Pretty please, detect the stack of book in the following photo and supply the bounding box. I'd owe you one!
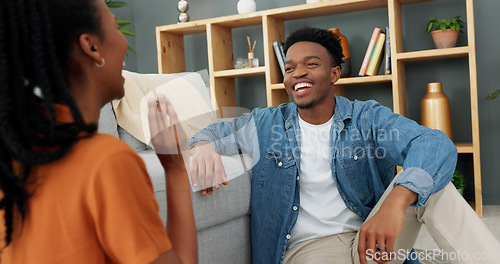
[358,27,391,76]
[273,41,286,76]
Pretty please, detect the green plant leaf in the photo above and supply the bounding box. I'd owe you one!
[426,16,465,33]
[107,1,128,8]
[120,27,137,38]
[116,17,131,27]
[426,23,433,33]
[127,46,136,54]
[486,90,500,101]
[452,171,466,190]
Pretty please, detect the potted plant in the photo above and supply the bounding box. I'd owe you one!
[426,16,464,49]
[105,0,137,54]
[451,170,466,196]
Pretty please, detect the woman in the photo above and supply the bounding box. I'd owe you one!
[0,0,197,263]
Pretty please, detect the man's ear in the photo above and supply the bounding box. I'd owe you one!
[77,33,102,64]
[331,65,341,84]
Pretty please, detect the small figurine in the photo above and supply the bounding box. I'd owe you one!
[177,0,189,23]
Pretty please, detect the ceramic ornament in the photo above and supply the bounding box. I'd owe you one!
[237,0,256,14]
[178,0,189,23]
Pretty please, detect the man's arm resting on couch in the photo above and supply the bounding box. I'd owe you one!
[190,141,228,195]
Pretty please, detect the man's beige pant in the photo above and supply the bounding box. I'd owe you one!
[284,172,500,264]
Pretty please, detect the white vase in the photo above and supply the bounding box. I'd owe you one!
[237,0,256,14]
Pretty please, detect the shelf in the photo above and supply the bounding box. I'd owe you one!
[337,75,392,85]
[269,83,285,90]
[269,75,392,90]
[157,0,433,34]
[210,14,263,28]
[268,0,387,20]
[467,200,476,210]
[396,46,469,62]
[456,143,474,154]
[213,67,266,78]
[157,22,206,35]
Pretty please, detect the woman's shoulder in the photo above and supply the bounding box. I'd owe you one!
[79,133,136,153]
[68,133,144,170]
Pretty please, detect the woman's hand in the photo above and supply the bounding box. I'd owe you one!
[148,92,198,264]
[147,93,189,171]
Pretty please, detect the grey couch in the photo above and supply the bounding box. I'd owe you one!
[98,101,252,263]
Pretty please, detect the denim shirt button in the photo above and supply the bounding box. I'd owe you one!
[278,161,283,167]
[354,155,358,161]
[286,234,291,240]
[292,206,298,211]
[296,176,300,181]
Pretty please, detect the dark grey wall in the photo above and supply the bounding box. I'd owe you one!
[122,0,500,204]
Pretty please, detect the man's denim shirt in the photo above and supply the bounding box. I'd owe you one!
[189,96,457,264]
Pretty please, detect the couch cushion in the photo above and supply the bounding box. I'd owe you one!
[97,102,119,137]
[118,126,148,152]
[112,70,216,145]
[197,215,251,264]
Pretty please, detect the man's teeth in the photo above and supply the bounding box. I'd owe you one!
[294,83,312,91]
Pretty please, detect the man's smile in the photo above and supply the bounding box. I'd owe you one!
[294,82,313,91]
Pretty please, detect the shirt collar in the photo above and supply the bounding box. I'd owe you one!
[333,95,353,122]
[281,95,353,129]
[45,104,90,124]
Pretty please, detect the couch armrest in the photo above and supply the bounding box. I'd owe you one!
[136,150,252,231]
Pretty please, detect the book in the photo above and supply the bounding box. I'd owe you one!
[385,26,391,75]
[365,32,385,76]
[358,27,383,76]
[272,41,285,76]
[278,42,285,65]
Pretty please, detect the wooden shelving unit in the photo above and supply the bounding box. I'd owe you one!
[156,0,482,216]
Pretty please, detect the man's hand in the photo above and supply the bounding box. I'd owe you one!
[358,185,418,264]
[190,141,228,195]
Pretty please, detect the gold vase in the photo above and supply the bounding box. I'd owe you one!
[421,82,453,140]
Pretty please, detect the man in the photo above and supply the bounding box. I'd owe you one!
[189,27,500,264]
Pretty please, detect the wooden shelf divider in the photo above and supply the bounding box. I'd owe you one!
[396,46,469,62]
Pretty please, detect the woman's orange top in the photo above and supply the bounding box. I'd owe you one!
[0,105,171,264]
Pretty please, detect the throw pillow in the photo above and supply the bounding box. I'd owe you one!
[112,70,216,145]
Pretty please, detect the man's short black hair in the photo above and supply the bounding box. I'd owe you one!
[283,26,344,69]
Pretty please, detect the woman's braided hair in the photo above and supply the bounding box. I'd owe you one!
[0,0,103,246]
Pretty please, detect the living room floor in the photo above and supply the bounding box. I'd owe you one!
[413,205,500,264]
